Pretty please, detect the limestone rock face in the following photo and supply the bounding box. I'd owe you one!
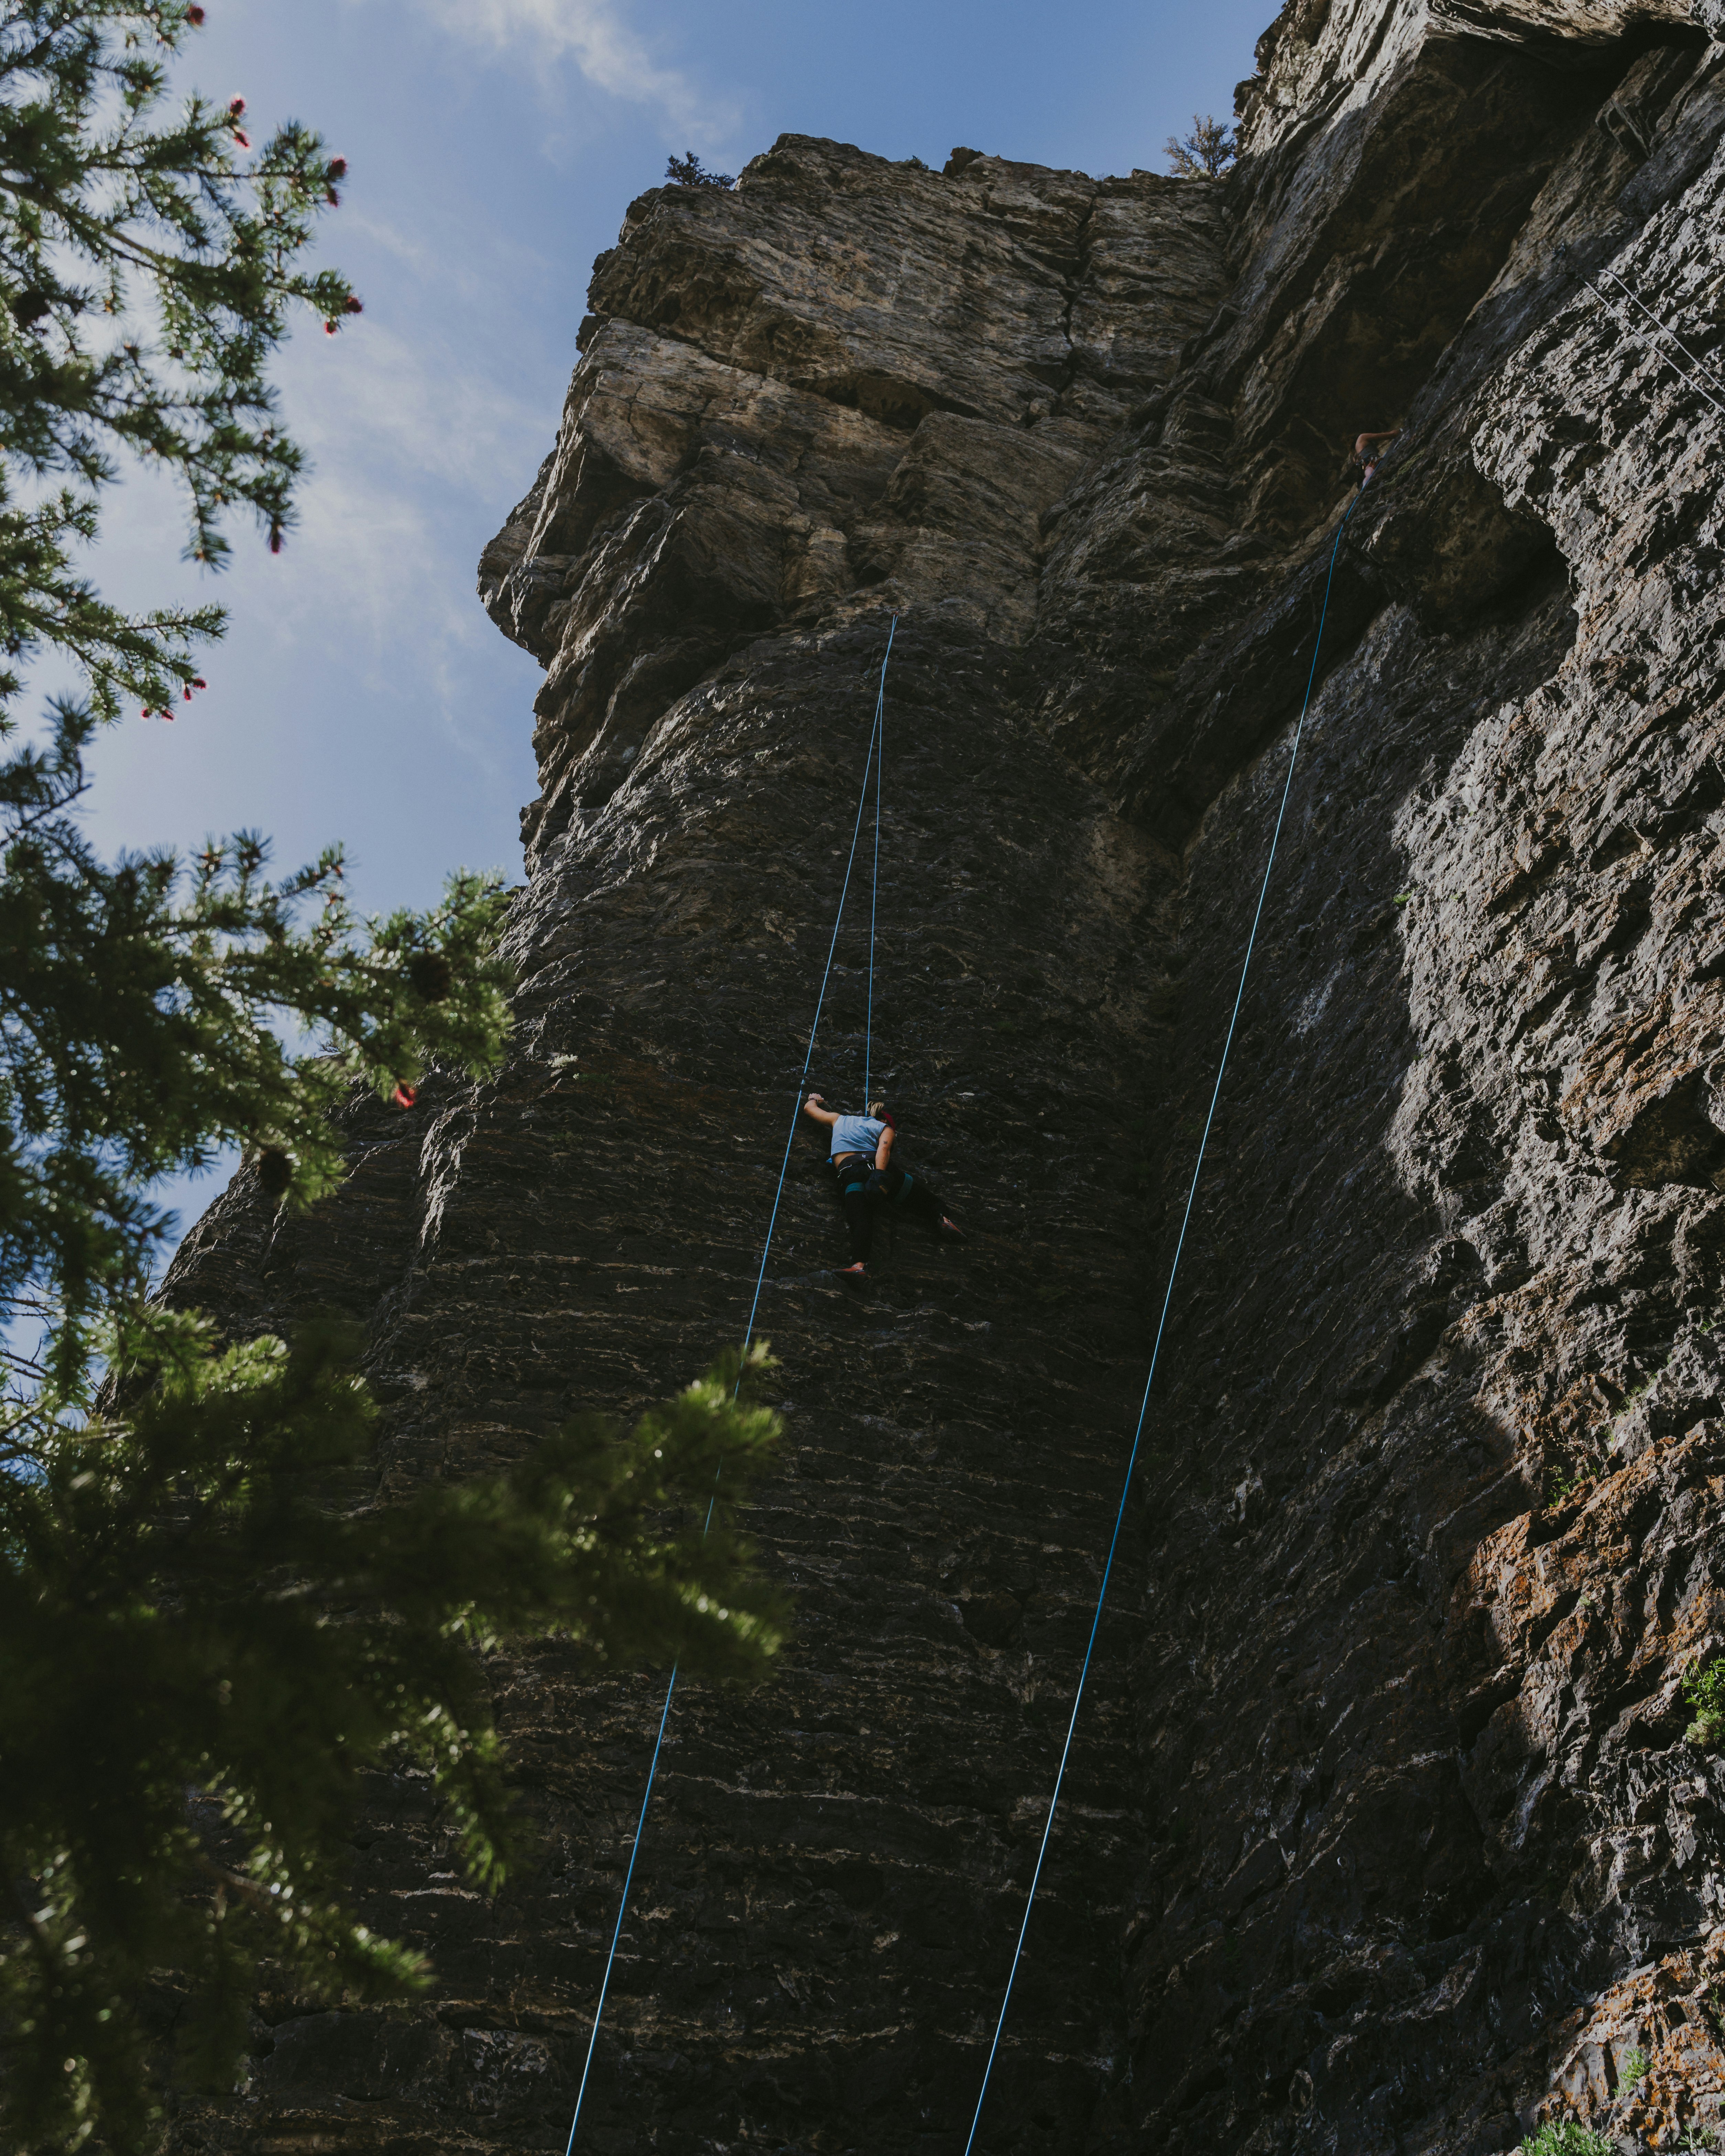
[478,139,1229,856]
[167,2,1725,2152]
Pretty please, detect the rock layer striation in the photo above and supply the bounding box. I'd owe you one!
[170,3,1725,2151]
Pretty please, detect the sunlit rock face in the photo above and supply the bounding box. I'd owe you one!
[168,3,1725,2151]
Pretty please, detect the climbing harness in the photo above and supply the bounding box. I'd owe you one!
[962,495,1363,2154]
[1576,262,1725,419]
[562,616,897,2152]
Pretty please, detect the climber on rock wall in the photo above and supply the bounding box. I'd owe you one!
[801,1093,963,1277]
[1353,427,1401,484]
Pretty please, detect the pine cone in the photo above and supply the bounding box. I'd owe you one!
[407,951,453,1000]
[257,1148,293,1197]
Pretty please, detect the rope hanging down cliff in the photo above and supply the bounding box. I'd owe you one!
[562,616,898,2154]
[1572,256,1725,419]
[962,496,1363,2154]
[958,252,1725,2142]
[1593,266,1725,405]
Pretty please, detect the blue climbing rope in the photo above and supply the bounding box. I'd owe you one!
[562,615,899,2150]
[962,500,1363,2154]
[562,1664,678,2153]
[744,612,896,1356]
[864,635,889,1104]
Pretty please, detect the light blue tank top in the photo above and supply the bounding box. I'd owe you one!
[831,1114,886,1159]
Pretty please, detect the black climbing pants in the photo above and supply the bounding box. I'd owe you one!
[828,1155,948,1262]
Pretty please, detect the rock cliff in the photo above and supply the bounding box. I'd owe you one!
[168,2,1725,2150]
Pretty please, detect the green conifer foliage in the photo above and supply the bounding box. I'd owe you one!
[1,719,519,1392]
[1,1327,786,2152]
[0,0,363,715]
[665,148,733,188]
[0,8,788,2145]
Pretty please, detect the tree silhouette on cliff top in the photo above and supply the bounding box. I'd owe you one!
[1166,113,1237,179]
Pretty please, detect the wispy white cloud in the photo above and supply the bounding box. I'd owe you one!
[403,0,737,145]
[83,307,550,792]
[288,316,547,501]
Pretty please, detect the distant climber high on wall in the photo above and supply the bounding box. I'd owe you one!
[802,1094,963,1278]
[1353,428,1401,484]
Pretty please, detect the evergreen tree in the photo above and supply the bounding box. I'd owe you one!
[1165,112,1237,180]
[665,148,733,188]
[1,1325,784,2154]
[0,7,786,2147]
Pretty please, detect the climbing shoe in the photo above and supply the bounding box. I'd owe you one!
[837,1261,867,1278]
[938,1217,964,1240]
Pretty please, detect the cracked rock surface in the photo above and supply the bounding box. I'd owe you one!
[167,2,1725,2151]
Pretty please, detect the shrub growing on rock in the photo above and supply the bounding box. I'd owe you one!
[1518,2123,1615,2155]
[1683,1654,1725,1747]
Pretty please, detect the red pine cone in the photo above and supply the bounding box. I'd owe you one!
[187,4,205,22]
[329,157,348,180]
[232,130,250,147]
[228,96,245,114]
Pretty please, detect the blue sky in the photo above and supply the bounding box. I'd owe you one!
[84,0,1268,1244]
